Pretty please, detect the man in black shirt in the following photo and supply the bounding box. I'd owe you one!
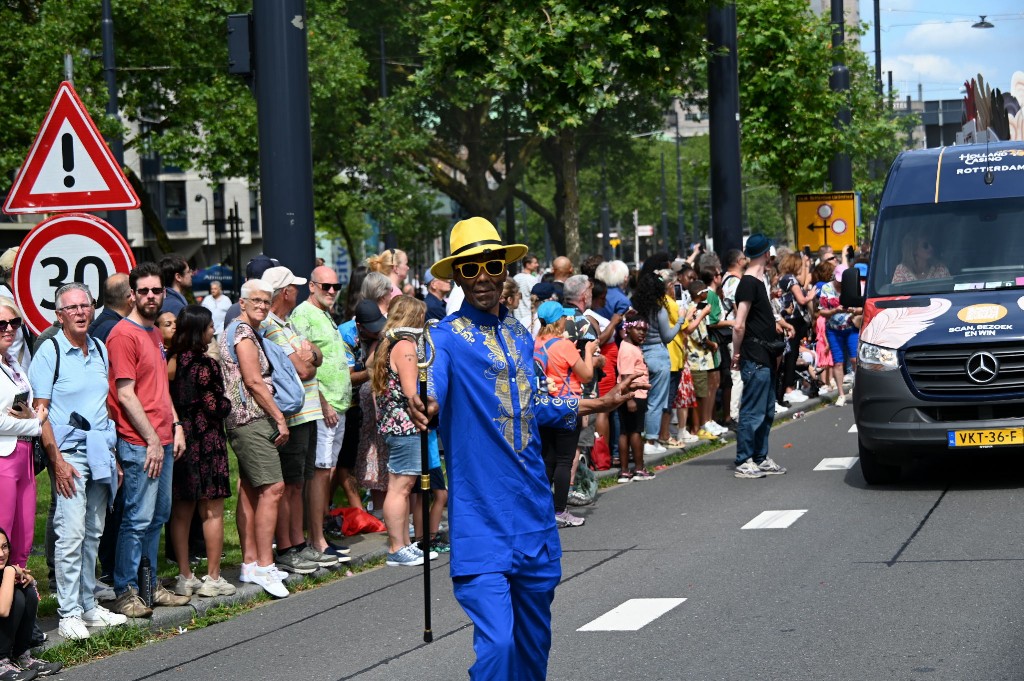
[730,234,789,479]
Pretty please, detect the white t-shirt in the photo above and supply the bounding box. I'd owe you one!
[202,293,234,335]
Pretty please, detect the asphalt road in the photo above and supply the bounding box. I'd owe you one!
[60,404,1024,681]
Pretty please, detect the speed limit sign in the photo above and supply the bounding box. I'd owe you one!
[12,213,135,334]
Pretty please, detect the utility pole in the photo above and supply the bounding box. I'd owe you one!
[707,4,743,256]
[600,152,612,260]
[101,0,128,239]
[829,0,853,191]
[674,103,686,256]
[249,0,316,280]
[659,151,669,252]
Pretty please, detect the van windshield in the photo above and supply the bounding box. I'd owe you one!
[869,197,1024,296]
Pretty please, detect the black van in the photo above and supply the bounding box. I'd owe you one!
[853,141,1024,483]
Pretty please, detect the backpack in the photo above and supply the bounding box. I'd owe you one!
[533,337,572,397]
[224,320,304,416]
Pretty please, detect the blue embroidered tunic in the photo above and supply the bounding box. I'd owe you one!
[429,302,579,577]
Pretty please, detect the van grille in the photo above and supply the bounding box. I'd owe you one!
[903,343,1024,397]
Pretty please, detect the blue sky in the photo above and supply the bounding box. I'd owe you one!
[860,1,1024,102]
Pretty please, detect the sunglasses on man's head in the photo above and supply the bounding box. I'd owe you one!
[0,317,21,332]
[454,259,505,279]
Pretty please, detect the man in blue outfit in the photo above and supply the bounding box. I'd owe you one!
[411,217,642,681]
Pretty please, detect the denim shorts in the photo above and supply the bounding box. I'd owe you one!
[386,433,424,475]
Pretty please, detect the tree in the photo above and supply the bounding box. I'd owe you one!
[373,0,710,262]
[737,0,912,245]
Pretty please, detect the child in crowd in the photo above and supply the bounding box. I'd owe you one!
[0,526,62,678]
[372,297,438,567]
[684,281,718,440]
[616,311,654,482]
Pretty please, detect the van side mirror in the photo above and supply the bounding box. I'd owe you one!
[839,268,864,308]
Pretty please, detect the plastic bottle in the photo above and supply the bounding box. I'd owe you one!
[138,556,153,607]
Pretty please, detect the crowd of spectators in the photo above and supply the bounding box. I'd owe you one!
[0,233,865,666]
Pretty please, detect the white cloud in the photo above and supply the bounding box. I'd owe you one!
[902,19,989,50]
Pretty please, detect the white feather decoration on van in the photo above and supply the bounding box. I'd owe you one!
[860,298,952,349]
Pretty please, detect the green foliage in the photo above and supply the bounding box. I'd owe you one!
[737,0,911,243]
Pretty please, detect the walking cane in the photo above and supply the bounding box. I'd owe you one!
[387,324,436,643]
[417,323,436,643]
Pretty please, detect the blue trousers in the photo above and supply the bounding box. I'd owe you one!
[640,343,670,439]
[452,546,561,681]
[735,359,775,466]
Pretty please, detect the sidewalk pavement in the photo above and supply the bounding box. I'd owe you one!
[39,531,397,648]
[39,386,844,648]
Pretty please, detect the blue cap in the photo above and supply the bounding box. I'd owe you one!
[854,262,868,277]
[744,233,772,259]
[537,300,565,325]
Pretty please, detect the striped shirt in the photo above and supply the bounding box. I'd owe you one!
[262,312,323,427]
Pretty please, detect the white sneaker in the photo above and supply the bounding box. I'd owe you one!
[786,391,808,403]
[643,442,667,455]
[175,573,202,596]
[251,565,289,599]
[197,575,237,597]
[678,430,700,444]
[239,561,288,581]
[59,615,91,640]
[82,605,128,628]
[775,402,789,413]
[703,421,727,436]
[835,395,847,407]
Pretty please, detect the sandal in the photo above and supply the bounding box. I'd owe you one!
[659,437,685,448]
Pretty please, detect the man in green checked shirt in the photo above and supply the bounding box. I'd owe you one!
[290,266,353,560]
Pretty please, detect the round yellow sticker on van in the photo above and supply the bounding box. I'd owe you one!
[957,304,1008,323]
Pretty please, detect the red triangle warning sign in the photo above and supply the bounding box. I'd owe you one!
[3,81,140,214]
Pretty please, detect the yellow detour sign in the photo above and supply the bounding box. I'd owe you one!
[795,192,859,253]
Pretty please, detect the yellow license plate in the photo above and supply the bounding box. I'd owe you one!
[947,428,1024,448]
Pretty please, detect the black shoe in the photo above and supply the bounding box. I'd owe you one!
[0,661,37,681]
[16,655,62,677]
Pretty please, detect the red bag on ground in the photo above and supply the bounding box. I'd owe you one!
[331,506,386,535]
[591,435,611,470]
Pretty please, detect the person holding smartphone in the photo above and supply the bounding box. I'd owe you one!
[0,298,46,574]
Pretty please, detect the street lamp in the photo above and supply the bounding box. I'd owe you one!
[195,194,210,246]
[972,16,994,29]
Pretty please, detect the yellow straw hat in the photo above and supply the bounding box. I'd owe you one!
[430,217,528,280]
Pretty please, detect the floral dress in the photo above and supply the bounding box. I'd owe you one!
[170,349,233,500]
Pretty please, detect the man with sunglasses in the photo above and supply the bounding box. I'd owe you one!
[289,266,352,559]
[105,262,190,617]
[410,217,644,681]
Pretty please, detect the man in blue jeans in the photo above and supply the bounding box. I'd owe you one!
[106,262,189,617]
[730,234,790,479]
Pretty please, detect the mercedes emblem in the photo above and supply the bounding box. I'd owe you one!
[965,351,999,384]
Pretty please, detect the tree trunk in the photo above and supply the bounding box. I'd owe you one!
[559,128,581,264]
[781,185,795,247]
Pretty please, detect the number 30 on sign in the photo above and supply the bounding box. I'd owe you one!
[12,213,135,335]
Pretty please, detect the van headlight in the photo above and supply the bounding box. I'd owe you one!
[858,341,899,371]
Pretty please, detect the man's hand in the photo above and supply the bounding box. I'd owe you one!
[408,393,439,432]
[144,440,164,479]
[295,339,316,365]
[322,402,339,428]
[54,457,82,498]
[776,318,795,337]
[117,462,124,489]
[579,373,650,415]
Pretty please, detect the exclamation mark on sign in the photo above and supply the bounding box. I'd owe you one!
[61,133,75,188]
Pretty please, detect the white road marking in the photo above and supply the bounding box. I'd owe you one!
[848,424,858,433]
[577,598,687,632]
[742,510,807,529]
[814,457,859,471]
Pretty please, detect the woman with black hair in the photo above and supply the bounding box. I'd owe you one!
[167,306,235,598]
[631,269,684,455]
[0,526,61,679]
